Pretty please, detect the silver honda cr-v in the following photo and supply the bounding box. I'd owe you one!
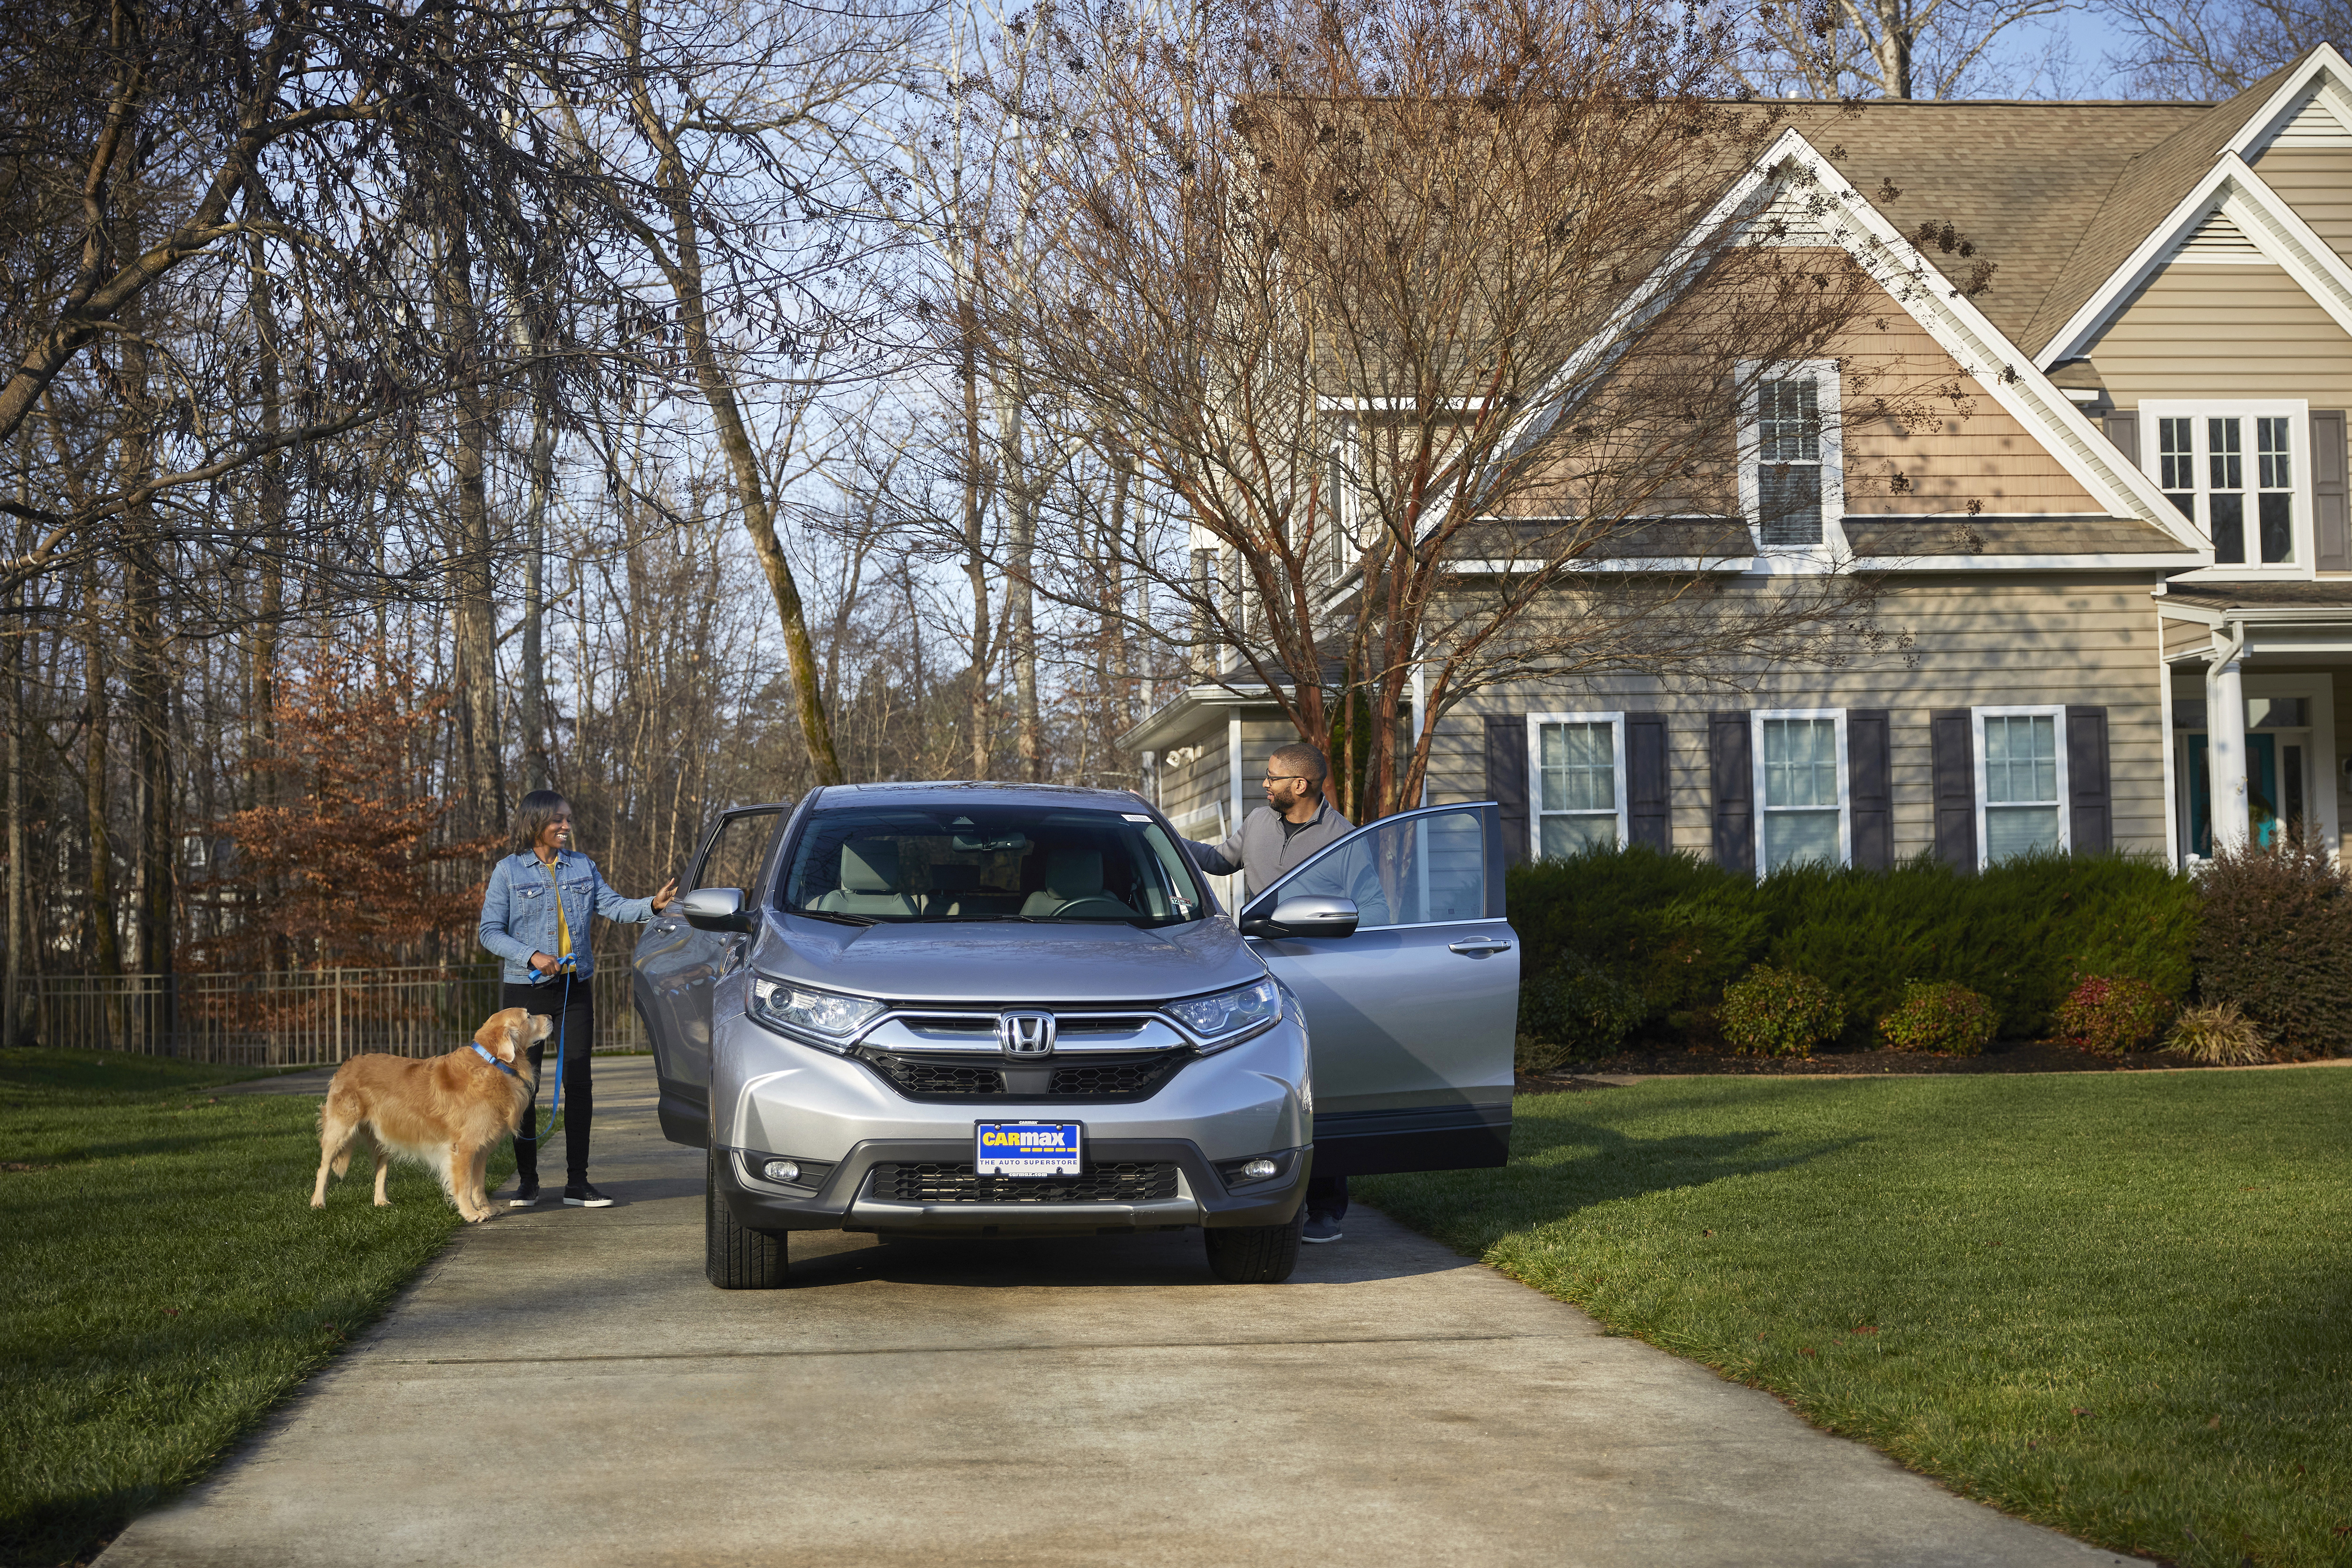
[632,782,1518,1287]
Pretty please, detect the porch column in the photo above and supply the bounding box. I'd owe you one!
[2207,648,2249,854]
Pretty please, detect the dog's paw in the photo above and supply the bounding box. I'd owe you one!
[373,1196,393,1208]
[309,1196,326,1209]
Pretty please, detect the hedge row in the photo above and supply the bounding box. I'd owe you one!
[1507,845,2200,1049]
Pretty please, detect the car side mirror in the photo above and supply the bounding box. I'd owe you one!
[1240,894,1359,940]
[679,887,755,934]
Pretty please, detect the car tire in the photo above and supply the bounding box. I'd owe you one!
[706,1147,789,1289]
[1203,1203,1304,1283]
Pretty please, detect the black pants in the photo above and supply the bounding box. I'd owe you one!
[503,979,596,1186]
[1307,1174,1349,1221]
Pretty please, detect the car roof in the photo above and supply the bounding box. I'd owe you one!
[807,781,1155,814]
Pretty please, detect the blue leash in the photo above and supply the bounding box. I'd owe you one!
[526,965,572,1145]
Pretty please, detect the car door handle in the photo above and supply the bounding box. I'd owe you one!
[654,922,679,936]
[1447,938,1513,956]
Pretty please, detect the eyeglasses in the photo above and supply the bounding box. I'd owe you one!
[1262,774,1310,785]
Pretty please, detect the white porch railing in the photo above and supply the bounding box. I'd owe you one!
[25,965,646,1065]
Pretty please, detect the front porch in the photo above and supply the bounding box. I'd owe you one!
[2158,582,2352,862]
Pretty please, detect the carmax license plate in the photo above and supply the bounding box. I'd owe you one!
[975,1121,1083,1178]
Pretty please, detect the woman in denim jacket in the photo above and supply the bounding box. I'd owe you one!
[478,790,677,1208]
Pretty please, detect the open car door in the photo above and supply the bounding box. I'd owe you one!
[636,804,786,1149]
[1240,801,1516,1176]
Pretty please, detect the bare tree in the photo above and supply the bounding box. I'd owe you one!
[973,0,1974,818]
[1740,0,2079,98]
[2095,0,2346,96]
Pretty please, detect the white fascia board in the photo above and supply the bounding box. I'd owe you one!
[1426,128,2203,557]
[2041,153,2352,366]
[2223,44,2352,159]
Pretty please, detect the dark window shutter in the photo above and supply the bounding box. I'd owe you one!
[1847,709,1892,870]
[1624,713,1670,851]
[1931,709,1978,871]
[2066,706,2112,853]
[2313,410,2349,572]
[1485,715,1530,866]
[2102,410,2140,467]
[1709,712,1753,875]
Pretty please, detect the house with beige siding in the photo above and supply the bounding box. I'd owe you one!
[1122,48,2352,881]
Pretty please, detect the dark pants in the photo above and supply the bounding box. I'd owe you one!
[503,979,596,1186]
[1307,1173,1349,1221]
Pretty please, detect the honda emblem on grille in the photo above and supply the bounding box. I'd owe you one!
[998,1010,1056,1058]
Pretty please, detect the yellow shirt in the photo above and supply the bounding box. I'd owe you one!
[539,855,573,958]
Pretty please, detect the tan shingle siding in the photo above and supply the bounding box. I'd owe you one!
[2089,259,2352,404]
[2249,145,2352,266]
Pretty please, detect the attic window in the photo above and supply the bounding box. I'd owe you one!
[2143,401,2310,572]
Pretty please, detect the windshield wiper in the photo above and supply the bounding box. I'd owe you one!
[793,909,881,927]
[932,913,1039,922]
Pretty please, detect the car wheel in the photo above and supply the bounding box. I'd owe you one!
[1203,1203,1304,1283]
[705,1147,789,1289]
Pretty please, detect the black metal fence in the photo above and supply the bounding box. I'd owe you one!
[27,965,644,1065]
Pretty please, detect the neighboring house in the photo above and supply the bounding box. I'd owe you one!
[1121,47,2352,879]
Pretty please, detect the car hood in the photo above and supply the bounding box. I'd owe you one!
[748,914,1265,1004]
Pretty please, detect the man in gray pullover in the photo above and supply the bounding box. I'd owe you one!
[1185,740,1354,1244]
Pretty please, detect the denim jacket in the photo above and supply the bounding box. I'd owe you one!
[477,850,658,986]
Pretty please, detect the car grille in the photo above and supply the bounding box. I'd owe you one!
[868,1162,1180,1204]
[858,1049,1187,1102]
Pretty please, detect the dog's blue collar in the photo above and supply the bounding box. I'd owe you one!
[471,1042,521,1077]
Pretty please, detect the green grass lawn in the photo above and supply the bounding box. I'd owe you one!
[1361,1069,2352,1568]
[0,1050,506,1567]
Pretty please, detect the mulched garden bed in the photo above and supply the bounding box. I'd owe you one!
[1518,1038,2221,1090]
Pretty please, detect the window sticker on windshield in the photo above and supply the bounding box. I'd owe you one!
[1122,813,1152,822]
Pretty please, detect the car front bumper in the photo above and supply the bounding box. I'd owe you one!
[707,998,1314,1236]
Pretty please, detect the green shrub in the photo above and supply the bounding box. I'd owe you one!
[2053,973,2175,1055]
[2161,1001,2269,1066]
[2194,840,2352,1057]
[1517,958,1646,1071]
[1719,965,1842,1057]
[1508,845,2196,1046]
[1877,980,1998,1056]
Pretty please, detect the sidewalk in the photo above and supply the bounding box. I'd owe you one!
[100,1057,2145,1567]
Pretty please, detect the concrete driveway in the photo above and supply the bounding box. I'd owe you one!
[102,1057,2142,1568]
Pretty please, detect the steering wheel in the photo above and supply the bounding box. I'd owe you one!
[1046,894,1135,918]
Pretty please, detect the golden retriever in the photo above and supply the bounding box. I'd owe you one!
[310,1007,552,1222]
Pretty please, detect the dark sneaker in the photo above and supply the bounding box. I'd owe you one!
[1302,1210,1343,1244]
[509,1181,541,1208]
[563,1183,616,1208]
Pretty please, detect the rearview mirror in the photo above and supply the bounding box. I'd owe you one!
[1240,894,1359,940]
[679,887,756,934]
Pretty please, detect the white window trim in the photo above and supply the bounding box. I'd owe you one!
[1750,708,1850,877]
[1736,358,1849,565]
[1526,712,1628,861]
[2139,399,2315,579]
[1971,706,2073,870]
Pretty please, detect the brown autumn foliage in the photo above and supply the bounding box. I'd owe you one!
[183,643,493,972]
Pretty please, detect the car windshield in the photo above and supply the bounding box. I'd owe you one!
[779,805,1210,927]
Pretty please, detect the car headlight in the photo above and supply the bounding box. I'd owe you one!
[1165,978,1283,1051]
[748,976,885,1048]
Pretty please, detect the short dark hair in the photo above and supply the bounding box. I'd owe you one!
[511,790,572,857]
[1271,741,1328,786]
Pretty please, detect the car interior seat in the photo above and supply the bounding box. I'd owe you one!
[811,838,921,918]
[1018,843,1137,919]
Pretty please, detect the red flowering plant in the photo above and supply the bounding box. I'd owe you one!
[2052,973,2175,1056]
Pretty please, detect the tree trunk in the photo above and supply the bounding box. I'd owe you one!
[81,586,120,978]
[961,316,994,781]
[5,582,28,1047]
[437,209,507,835]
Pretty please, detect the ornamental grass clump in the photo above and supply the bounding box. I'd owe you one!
[2053,973,2175,1056]
[1876,980,1998,1056]
[2162,1001,2270,1066]
[1719,965,1841,1057]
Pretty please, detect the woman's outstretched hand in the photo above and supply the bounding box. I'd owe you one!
[651,878,679,914]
